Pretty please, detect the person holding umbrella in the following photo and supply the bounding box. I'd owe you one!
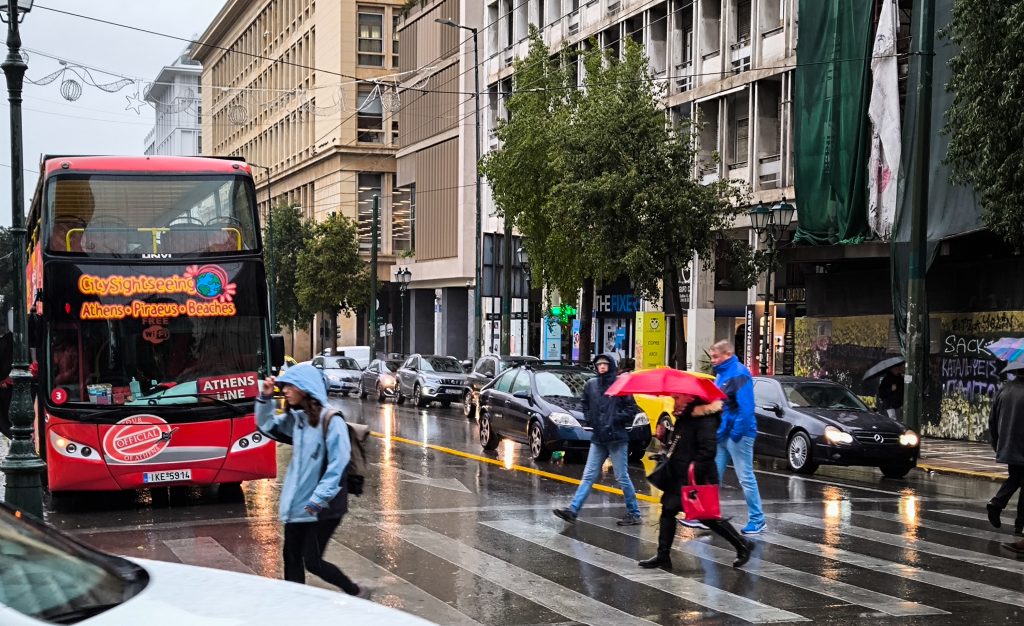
[987,361,1024,541]
[864,356,906,420]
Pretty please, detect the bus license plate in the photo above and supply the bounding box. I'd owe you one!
[143,470,192,484]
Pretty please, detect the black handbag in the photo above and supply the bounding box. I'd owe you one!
[646,434,680,491]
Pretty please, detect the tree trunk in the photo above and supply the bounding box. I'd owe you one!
[579,278,594,364]
[665,264,687,370]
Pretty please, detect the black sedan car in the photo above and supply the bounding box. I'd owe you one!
[463,354,540,419]
[478,365,652,462]
[752,376,920,478]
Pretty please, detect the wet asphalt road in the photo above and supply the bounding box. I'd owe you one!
[43,396,1024,625]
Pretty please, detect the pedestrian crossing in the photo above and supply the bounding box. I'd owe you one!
[151,503,1024,625]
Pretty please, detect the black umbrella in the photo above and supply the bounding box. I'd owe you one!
[862,355,905,381]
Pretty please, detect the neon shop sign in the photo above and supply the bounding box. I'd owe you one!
[77,265,238,320]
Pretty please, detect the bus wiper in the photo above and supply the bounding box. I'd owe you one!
[142,393,248,415]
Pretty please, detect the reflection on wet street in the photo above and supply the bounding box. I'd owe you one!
[44,396,1024,625]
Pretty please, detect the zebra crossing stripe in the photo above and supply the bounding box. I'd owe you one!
[854,510,1013,543]
[162,537,256,575]
[756,530,1024,609]
[482,519,808,624]
[584,517,947,617]
[380,523,659,626]
[930,508,1012,524]
[773,513,1024,576]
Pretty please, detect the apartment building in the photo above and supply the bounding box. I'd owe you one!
[193,0,408,359]
[143,47,203,156]
[484,0,798,368]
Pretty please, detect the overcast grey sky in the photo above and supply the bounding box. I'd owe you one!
[0,0,227,226]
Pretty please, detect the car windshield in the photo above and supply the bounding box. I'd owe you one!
[384,360,401,372]
[535,370,595,399]
[325,357,359,370]
[783,383,868,411]
[0,504,145,621]
[422,357,463,373]
[499,358,538,373]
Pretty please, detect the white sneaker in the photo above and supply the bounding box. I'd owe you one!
[356,584,374,600]
[678,518,707,529]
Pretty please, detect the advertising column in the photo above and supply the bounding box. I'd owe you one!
[634,312,667,369]
[542,317,562,361]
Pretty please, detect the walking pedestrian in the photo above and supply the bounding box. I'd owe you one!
[986,367,1024,538]
[876,363,905,420]
[256,364,370,598]
[0,328,13,439]
[554,353,643,526]
[710,340,766,535]
[638,393,753,569]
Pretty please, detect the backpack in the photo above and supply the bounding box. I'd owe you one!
[321,411,370,497]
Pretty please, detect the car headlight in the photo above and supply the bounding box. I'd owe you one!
[824,425,854,445]
[899,430,919,447]
[380,374,396,387]
[550,412,582,428]
[632,412,650,427]
[327,374,341,381]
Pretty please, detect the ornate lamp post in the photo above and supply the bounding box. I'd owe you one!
[516,246,530,356]
[748,198,796,376]
[0,0,45,518]
[395,267,412,355]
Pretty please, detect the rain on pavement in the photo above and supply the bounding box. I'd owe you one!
[43,397,1024,625]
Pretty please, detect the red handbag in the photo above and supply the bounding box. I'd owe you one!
[682,463,721,521]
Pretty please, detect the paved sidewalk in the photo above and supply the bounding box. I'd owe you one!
[917,437,1008,481]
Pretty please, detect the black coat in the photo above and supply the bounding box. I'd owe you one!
[990,378,1024,465]
[665,401,723,488]
[581,355,638,445]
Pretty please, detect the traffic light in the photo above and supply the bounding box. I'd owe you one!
[548,304,577,323]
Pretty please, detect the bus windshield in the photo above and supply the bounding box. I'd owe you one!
[46,175,258,256]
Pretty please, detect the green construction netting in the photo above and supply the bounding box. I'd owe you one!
[792,0,873,246]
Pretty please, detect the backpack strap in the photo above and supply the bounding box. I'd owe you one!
[319,408,344,478]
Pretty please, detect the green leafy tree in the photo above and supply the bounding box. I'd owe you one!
[264,202,314,331]
[295,212,369,343]
[945,1,1024,247]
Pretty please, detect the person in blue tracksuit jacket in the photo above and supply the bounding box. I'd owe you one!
[256,363,367,597]
[710,340,765,535]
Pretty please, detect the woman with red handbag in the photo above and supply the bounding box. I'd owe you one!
[639,394,754,569]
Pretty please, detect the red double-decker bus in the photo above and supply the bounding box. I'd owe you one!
[24,155,283,494]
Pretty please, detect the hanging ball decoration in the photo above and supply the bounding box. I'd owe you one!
[227,104,248,125]
[60,78,83,102]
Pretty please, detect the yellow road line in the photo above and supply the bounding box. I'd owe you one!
[917,462,1007,481]
[372,432,661,503]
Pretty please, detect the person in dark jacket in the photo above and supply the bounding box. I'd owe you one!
[987,371,1024,538]
[876,364,905,419]
[0,329,13,439]
[554,353,643,526]
[638,394,753,569]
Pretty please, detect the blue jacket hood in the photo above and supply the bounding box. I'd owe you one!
[278,363,330,406]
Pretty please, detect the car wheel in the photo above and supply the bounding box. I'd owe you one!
[463,391,476,420]
[358,382,368,400]
[529,421,552,463]
[396,389,406,406]
[786,431,819,474]
[628,444,647,464]
[479,412,500,450]
[377,384,387,403]
[880,461,915,479]
[413,385,429,408]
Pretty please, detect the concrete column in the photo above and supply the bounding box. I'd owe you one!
[442,288,469,359]
[409,289,436,354]
[686,253,717,371]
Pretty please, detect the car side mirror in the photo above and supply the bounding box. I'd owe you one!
[761,403,783,416]
[512,390,533,403]
[270,334,285,369]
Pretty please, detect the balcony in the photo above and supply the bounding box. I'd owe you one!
[758,154,782,189]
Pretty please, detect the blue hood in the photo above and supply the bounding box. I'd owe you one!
[278,363,329,406]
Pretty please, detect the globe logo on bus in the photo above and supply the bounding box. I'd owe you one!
[192,265,230,301]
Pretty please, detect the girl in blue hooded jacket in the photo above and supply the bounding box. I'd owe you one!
[257,364,365,597]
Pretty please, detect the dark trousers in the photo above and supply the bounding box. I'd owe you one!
[991,464,1024,530]
[657,485,747,556]
[283,517,359,595]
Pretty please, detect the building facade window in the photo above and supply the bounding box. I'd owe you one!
[358,173,383,252]
[392,15,400,68]
[392,185,413,252]
[357,84,384,143]
[358,7,385,67]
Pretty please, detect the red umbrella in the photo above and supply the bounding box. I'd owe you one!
[605,368,726,402]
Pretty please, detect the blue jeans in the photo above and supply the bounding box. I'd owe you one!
[716,436,765,526]
[569,441,641,517]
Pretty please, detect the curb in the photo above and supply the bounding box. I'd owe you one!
[916,462,1007,482]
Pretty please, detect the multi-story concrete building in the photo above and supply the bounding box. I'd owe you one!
[143,46,203,156]
[193,0,408,359]
[484,0,798,368]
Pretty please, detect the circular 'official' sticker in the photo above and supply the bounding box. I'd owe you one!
[102,415,173,464]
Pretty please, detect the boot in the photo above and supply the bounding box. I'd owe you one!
[638,553,672,569]
[987,500,1002,529]
[639,515,677,569]
[709,519,755,568]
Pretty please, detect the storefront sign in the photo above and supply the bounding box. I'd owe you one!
[596,294,641,314]
[571,319,581,362]
[542,317,562,361]
[77,264,237,320]
[635,312,667,369]
[198,372,259,401]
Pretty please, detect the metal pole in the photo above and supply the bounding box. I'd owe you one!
[471,27,484,360]
[369,195,380,356]
[903,0,935,433]
[501,229,513,354]
[400,286,407,355]
[1,2,45,518]
[760,244,773,376]
[265,169,276,329]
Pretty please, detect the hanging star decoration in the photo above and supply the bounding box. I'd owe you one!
[124,87,146,114]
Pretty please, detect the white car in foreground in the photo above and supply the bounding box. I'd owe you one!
[0,503,432,626]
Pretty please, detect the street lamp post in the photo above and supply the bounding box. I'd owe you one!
[0,0,45,518]
[395,267,411,355]
[436,17,483,360]
[748,198,796,376]
[517,246,530,356]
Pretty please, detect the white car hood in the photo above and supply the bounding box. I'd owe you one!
[29,557,434,626]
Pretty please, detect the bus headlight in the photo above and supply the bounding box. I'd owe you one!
[899,430,919,447]
[824,426,854,445]
[50,431,101,462]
